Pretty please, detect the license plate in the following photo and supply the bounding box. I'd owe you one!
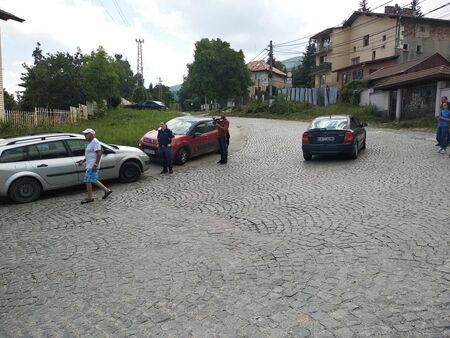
[144,148,156,155]
[317,136,335,142]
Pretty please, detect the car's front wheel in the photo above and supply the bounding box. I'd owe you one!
[303,152,312,161]
[119,161,141,183]
[9,177,42,203]
[175,147,189,165]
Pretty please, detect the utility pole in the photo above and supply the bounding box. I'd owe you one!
[268,40,273,102]
[157,77,162,101]
[136,39,144,86]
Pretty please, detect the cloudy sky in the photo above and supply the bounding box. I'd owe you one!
[0,0,448,95]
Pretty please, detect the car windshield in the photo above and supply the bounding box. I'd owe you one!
[310,117,348,130]
[166,119,194,135]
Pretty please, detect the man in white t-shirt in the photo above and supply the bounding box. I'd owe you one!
[77,128,112,204]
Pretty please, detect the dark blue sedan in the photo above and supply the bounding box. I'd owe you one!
[302,115,367,160]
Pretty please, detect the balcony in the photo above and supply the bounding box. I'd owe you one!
[314,43,333,55]
[311,62,332,75]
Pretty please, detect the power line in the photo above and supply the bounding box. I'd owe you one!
[112,0,129,26]
[422,1,450,15]
[96,0,116,23]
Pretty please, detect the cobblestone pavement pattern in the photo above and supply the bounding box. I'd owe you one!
[1,118,449,337]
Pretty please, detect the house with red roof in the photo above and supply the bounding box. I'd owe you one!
[247,60,287,100]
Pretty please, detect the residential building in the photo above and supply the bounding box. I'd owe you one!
[247,60,287,99]
[311,27,341,88]
[0,9,24,119]
[310,6,450,89]
[360,53,450,120]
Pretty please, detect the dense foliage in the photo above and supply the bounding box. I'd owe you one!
[181,38,252,108]
[18,43,137,111]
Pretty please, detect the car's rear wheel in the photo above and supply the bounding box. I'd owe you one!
[9,177,42,203]
[350,142,358,159]
[303,152,312,161]
[119,161,141,183]
[175,147,189,165]
[361,138,366,150]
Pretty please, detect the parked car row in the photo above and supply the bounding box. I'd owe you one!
[0,115,367,203]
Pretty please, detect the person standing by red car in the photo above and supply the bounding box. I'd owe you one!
[216,111,229,164]
[157,122,174,173]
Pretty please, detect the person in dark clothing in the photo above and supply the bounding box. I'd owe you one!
[436,96,448,146]
[437,102,450,154]
[157,122,174,174]
[216,111,229,164]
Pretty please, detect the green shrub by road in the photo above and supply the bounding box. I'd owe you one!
[1,108,181,146]
[228,99,436,131]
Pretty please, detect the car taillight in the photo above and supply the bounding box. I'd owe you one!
[344,131,353,142]
[302,132,309,144]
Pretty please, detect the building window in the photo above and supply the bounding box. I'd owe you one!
[352,69,363,80]
[343,73,350,84]
[372,51,376,60]
[416,45,422,53]
[351,56,360,65]
[363,35,369,47]
[403,43,409,50]
[353,46,356,52]
[382,35,386,41]
[319,55,325,63]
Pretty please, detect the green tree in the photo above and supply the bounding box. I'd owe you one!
[183,38,252,103]
[113,54,136,100]
[292,41,316,87]
[150,83,174,105]
[19,43,85,110]
[81,47,120,109]
[4,89,17,110]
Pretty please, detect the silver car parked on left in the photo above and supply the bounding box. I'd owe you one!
[0,133,151,203]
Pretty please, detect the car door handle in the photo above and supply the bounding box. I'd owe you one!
[37,164,48,168]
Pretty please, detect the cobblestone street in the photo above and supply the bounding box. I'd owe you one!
[1,117,449,337]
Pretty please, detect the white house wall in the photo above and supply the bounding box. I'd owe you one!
[360,89,390,111]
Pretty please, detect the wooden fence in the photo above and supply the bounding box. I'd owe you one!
[2,105,89,128]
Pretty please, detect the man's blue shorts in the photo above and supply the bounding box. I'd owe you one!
[83,168,99,183]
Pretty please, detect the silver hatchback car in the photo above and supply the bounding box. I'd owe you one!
[0,133,151,203]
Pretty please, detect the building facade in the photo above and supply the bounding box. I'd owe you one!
[310,7,450,89]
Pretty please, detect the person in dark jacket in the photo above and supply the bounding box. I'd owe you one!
[157,122,174,174]
[436,96,449,146]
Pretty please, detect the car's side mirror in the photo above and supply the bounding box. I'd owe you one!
[361,122,368,127]
[192,132,201,138]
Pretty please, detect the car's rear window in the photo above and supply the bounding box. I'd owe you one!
[0,147,27,163]
[310,117,348,130]
[167,119,195,135]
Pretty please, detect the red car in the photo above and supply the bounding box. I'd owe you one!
[139,116,219,165]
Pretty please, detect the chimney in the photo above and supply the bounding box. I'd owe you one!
[401,8,415,16]
[385,6,395,14]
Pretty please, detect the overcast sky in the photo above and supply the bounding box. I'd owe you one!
[0,0,448,95]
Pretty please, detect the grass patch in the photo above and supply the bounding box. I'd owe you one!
[228,99,436,131]
[0,108,181,146]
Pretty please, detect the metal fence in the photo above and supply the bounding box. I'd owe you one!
[278,86,338,106]
[3,105,89,128]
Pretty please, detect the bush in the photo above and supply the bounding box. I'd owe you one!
[340,80,369,105]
